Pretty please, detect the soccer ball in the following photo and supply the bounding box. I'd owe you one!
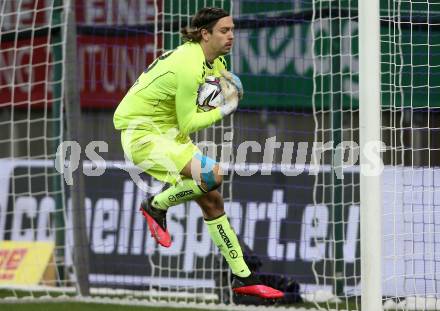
[197,76,224,112]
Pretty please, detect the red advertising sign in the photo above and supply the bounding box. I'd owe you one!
[75,0,156,26]
[0,0,160,109]
[0,37,53,109]
[78,34,155,108]
[76,0,158,108]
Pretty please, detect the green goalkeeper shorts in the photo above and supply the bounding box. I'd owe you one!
[120,128,199,184]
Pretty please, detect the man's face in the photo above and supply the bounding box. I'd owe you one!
[204,16,234,56]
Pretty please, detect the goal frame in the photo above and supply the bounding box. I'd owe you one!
[359,1,382,310]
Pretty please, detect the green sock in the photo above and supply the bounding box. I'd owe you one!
[152,178,205,210]
[205,214,251,277]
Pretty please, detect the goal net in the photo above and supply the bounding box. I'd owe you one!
[0,0,73,297]
[2,0,439,310]
[381,1,440,310]
[1,0,237,306]
[312,0,440,310]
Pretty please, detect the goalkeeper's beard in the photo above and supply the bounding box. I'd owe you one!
[217,42,233,57]
[220,46,232,56]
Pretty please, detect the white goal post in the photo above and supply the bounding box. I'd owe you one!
[359,0,382,310]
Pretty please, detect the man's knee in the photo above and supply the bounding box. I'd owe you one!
[212,165,223,189]
[200,164,222,191]
[194,153,222,192]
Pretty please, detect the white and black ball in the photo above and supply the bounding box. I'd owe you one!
[196,76,225,112]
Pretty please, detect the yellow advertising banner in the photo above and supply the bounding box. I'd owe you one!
[0,241,54,285]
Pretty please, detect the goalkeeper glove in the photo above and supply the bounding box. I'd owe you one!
[219,70,243,117]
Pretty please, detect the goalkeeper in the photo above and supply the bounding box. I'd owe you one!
[113,7,283,299]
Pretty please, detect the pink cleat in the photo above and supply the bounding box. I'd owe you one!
[140,198,171,248]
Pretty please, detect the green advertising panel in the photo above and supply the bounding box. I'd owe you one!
[161,1,440,110]
[235,1,440,110]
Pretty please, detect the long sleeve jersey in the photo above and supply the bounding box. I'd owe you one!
[113,42,226,137]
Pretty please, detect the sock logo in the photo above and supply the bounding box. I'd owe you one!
[175,189,194,199]
[217,224,233,249]
[229,250,238,259]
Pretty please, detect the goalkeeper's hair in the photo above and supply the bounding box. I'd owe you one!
[181,7,229,43]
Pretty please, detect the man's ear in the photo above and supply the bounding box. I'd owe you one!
[200,28,209,41]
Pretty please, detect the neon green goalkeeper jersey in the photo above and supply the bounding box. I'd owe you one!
[113,42,226,136]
